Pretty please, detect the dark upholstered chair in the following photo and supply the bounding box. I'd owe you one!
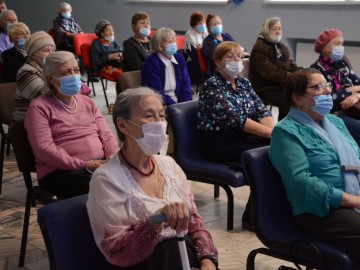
[166,100,246,230]
[10,120,60,267]
[118,70,141,92]
[37,194,111,270]
[241,146,360,270]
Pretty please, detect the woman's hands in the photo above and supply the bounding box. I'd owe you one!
[200,259,217,270]
[108,52,123,61]
[86,159,107,171]
[340,93,360,110]
[157,202,189,233]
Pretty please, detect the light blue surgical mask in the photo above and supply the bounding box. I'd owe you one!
[211,24,223,36]
[61,12,71,19]
[330,46,344,62]
[6,23,13,32]
[17,38,27,49]
[165,42,177,56]
[312,94,333,116]
[54,74,82,96]
[196,24,206,33]
[139,27,150,38]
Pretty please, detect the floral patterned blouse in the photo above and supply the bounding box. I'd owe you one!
[310,55,360,112]
[197,71,272,132]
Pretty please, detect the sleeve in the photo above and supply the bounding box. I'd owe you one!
[74,20,83,33]
[269,126,344,217]
[91,39,108,68]
[201,38,216,68]
[250,48,288,82]
[16,70,44,101]
[53,19,66,42]
[87,168,160,267]
[247,80,272,120]
[92,103,119,158]
[141,56,174,105]
[123,39,144,71]
[176,53,193,103]
[24,102,88,171]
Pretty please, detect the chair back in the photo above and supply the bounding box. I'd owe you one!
[118,71,141,92]
[48,29,57,46]
[242,146,360,269]
[240,58,249,78]
[176,35,185,51]
[80,43,94,68]
[73,33,97,58]
[0,82,16,125]
[37,194,110,270]
[149,29,156,38]
[197,48,208,75]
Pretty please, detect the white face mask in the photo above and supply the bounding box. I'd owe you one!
[127,120,168,156]
[224,61,243,78]
[268,34,282,43]
[105,35,115,43]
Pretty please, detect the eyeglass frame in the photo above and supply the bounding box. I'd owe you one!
[222,53,244,61]
[306,82,332,92]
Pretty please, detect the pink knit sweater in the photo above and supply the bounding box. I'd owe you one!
[24,94,119,180]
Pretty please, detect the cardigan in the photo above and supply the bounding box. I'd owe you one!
[249,37,298,94]
[2,46,26,82]
[91,38,122,71]
[141,52,192,105]
[24,94,119,180]
[269,113,360,217]
[122,37,151,71]
[87,154,217,267]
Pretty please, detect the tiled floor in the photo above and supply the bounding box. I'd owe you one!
[0,80,292,270]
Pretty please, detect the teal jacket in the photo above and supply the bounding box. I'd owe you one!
[269,114,360,217]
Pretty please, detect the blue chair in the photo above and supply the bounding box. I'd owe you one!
[241,146,360,270]
[166,100,246,231]
[37,194,111,270]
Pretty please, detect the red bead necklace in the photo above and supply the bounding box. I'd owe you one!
[120,149,155,176]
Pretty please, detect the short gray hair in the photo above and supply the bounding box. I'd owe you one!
[58,2,72,13]
[0,9,15,24]
[150,27,176,53]
[42,51,76,95]
[7,22,29,43]
[112,87,163,141]
[259,17,281,38]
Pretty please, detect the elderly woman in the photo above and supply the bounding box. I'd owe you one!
[310,29,360,143]
[12,31,55,122]
[249,17,299,121]
[141,27,192,106]
[24,51,119,199]
[53,2,83,52]
[91,19,123,93]
[123,11,152,72]
[201,14,235,77]
[0,9,17,62]
[197,41,274,230]
[269,68,360,260]
[2,22,30,82]
[185,11,208,86]
[87,87,218,270]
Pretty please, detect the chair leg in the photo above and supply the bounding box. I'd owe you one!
[0,134,5,194]
[246,249,259,270]
[5,134,10,156]
[19,189,34,267]
[101,78,109,108]
[214,185,220,198]
[220,184,234,231]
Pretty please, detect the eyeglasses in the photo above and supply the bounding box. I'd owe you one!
[306,82,332,92]
[223,53,243,60]
[163,37,177,43]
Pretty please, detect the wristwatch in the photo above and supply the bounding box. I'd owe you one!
[200,255,219,269]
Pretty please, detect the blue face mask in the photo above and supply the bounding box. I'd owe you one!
[196,24,206,33]
[139,27,150,38]
[55,75,82,96]
[165,42,177,56]
[330,46,344,62]
[211,24,223,36]
[6,23,13,32]
[312,94,333,116]
[17,38,27,49]
[61,12,71,19]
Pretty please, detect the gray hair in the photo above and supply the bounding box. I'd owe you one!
[258,17,281,38]
[0,9,15,24]
[58,2,72,14]
[42,51,76,95]
[112,87,163,141]
[150,27,176,53]
[7,22,29,43]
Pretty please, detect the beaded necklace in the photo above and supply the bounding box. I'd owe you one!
[133,37,151,52]
[56,96,78,114]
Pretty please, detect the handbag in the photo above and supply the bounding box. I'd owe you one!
[344,101,360,119]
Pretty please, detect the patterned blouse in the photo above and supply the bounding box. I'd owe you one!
[197,71,272,132]
[310,55,360,112]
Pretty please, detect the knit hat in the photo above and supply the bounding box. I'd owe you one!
[314,29,343,54]
[25,31,56,56]
[95,19,111,37]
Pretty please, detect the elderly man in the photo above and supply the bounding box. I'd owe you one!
[0,9,17,63]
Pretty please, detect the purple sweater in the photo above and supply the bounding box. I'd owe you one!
[24,94,119,180]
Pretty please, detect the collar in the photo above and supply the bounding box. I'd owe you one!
[158,52,178,66]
